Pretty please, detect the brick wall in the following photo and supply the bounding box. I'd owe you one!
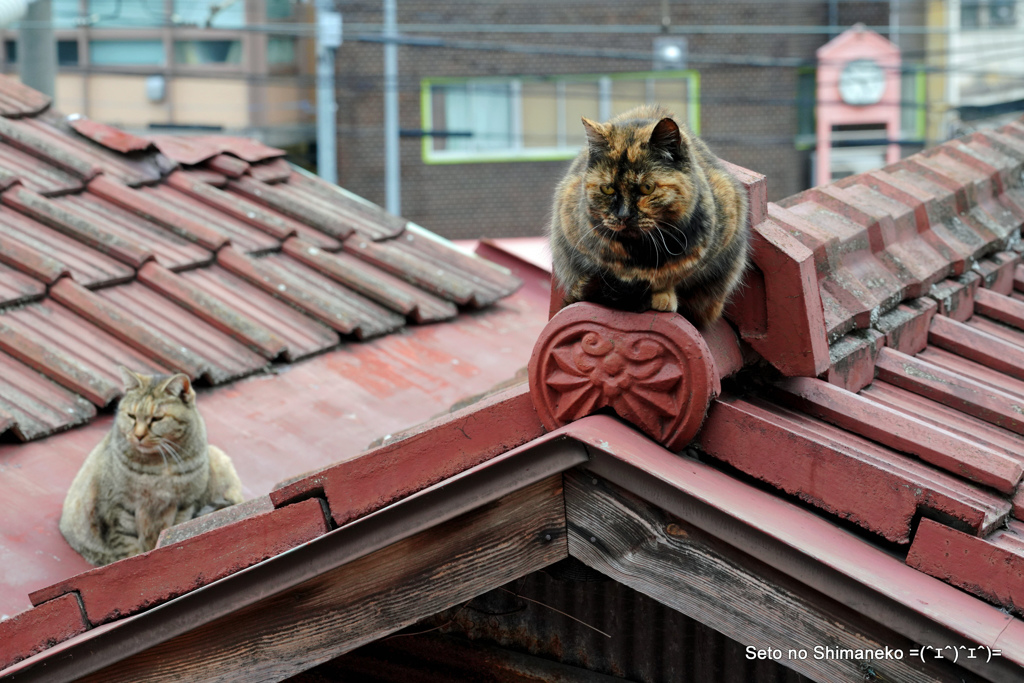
[333,0,889,239]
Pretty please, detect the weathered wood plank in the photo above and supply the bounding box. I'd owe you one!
[564,471,977,683]
[79,476,568,683]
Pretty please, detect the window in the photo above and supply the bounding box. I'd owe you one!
[961,0,1017,29]
[5,39,81,66]
[53,0,82,28]
[89,40,165,66]
[172,0,244,28]
[87,0,163,27]
[57,40,79,66]
[421,71,699,163]
[267,0,293,20]
[174,40,241,65]
[268,36,297,65]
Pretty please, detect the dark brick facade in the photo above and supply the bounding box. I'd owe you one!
[332,1,889,239]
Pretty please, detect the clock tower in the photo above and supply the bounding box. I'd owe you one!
[815,24,902,186]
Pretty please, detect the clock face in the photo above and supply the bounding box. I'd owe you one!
[838,59,886,106]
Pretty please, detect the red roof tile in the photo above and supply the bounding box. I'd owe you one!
[0,206,132,287]
[345,232,521,308]
[88,176,230,252]
[217,247,406,339]
[173,265,340,361]
[0,73,520,443]
[205,153,249,178]
[95,282,269,383]
[148,134,284,165]
[0,261,45,307]
[55,193,213,271]
[67,116,153,154]
[282,238,458,323]
[0,116,101,181]
[163,170,340,249]
[227,176,358,241]
[0,143,83,195]
[247,157,291,184]
[0,76,51,118]
[2,186,154,268]
[25,115,171,186]
[0,299,169,407]
[0,352,96,441]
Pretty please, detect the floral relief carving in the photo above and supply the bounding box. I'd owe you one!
[529,303,719,451]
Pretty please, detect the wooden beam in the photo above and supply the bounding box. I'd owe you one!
[79,476,568,683]
[564,471,979,683]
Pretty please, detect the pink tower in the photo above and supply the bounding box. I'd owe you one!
[815,25,902,187]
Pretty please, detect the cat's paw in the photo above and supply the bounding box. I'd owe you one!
[651,290,678,312]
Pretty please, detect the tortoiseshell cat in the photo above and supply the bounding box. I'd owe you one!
[550,104,749,327]
[60,368,243,566]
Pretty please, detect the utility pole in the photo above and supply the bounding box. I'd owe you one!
[383,0,400,216]
[18,0,55,97]
[315,0,342,184]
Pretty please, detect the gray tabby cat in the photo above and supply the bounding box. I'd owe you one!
[60,368,244,566]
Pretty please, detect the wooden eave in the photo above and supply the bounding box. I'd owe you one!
[7,417,1017,683]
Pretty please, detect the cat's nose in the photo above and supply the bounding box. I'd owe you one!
[134,423,147,439]
[616,204,631,221]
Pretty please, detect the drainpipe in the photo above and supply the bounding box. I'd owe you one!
[383,0,400,216]
[18,0,55,97]
[315,0,342,184]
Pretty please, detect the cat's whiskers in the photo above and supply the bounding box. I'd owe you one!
[160,439,184,467]
[654,220,688,255]
[153,443,169,470]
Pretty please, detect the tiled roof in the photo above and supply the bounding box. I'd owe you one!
[0,75,521,443]
[4,75,1024,677]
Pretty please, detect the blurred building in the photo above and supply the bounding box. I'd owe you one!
[925,0,1024,138]
[334,0,907,240]
[0,0,315,149]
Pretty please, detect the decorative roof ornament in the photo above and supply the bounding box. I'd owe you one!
[529,302,720,451]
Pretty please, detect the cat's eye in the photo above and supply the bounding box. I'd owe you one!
[600,184,615,196]
[639,181,656,195]
[152,415,164,422]
[127,413,136,420]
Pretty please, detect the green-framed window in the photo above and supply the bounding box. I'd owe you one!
[420,70,700,164]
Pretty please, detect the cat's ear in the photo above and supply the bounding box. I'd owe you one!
[581,117,609,155]
[118,366,145,392]
[158,373,195,405]
[649,117,687,164]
